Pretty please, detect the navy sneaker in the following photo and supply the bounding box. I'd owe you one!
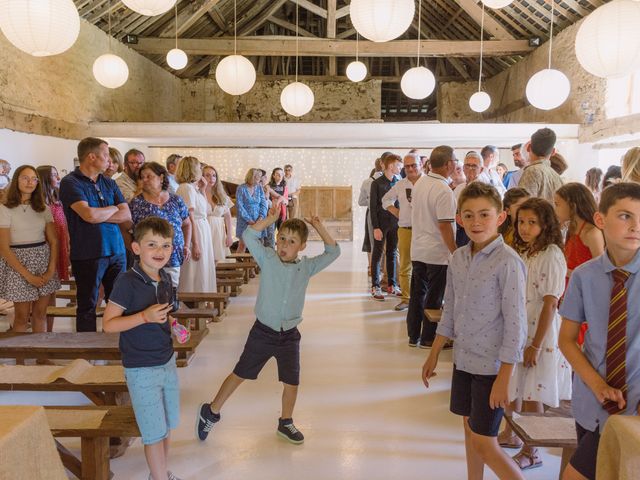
[277,418,304,444]
[196,403,220,441]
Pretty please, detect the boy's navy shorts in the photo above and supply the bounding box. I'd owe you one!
[569,422,600,480]
[449,365,504,437]
[233,320,301,385]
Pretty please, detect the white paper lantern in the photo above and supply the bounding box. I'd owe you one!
[526,68,571,110]
[280,82,314,117]
[0,0,80,56]
[469,91,491,112]
[575,0,640,78]
[346,61,367,82]
[93,54,129,89]
[215,55,256,96]
[350,0,415,42]
[166,48,187,70]
[481,0,514,9]
[122,0,176,16]
[400,66,436,100]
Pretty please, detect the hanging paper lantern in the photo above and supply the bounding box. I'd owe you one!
[215,55,257,96]
[526,68,571,110]
[350,0,415,42]
[481,0,514,9]
[0,0,80,56]
[122,0,176,16]
[166,48,188,70]
[93,53,129,89]
[280,82,314,117]
[469,91,491,112]
[346,61,367,82]
[575,0,640,78]
[400,66,436,99]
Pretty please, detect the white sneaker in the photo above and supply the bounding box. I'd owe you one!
[371,287,385,301]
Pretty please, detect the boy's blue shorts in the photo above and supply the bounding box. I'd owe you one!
[125,353,180,445]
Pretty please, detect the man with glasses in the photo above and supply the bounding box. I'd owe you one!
[116,149,145,201]
[381,153,423,311]
[453,152,484,247]
[60,137,131,332]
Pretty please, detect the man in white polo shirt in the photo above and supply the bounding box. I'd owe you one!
[284,164,301,219]
[407,146,457,348]
[382,152,423,311]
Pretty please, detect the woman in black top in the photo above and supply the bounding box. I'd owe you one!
[269,167,288,230]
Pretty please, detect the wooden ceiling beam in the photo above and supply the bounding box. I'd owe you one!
[268,15,317,37]
[158,0,223,37]
[454,0,514,40]
[289,0,327,19]
[133,37,534,57]
[336,4,349,19]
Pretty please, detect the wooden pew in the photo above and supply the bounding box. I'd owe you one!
[505,411,577,480]
[218,259,258,282]
[217,277,243,297]
[46,406,140,480]
[172,307,219,330]
[46,306,104,318]
[0,330,208,367]
[424,309,442,323]
[178,291,230,315]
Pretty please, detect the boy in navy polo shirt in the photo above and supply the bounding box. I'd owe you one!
[102,217,182,480]
[196,200,340,445]
[559,183,640,480]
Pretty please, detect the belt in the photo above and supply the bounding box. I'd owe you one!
[11,241,46,249]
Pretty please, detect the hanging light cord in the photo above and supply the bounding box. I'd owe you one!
[295,1,299,82]
[478,2,485,92]
[548,0,554,69]
[356,32,359,63]
[108,0,112,51]
[417,0,422,65]
[174,4,178,49]
[234,0,237,56]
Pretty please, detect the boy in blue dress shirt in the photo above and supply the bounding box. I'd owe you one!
[196,200,340,444]
[423,182,527,480]
[559,183,640,480]
[102,217,182,480]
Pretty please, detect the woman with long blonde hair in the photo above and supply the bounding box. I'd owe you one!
[621,147,640,184]
[202,165,234,262]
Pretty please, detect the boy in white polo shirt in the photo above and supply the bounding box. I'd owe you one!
[406,146,457,348]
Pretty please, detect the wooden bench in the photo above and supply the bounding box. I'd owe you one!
[46,406,140,480]
[173,307,219,330]
[217,260,258,282]
[505,411,577,480]
[0,330,208,367]
[45,306,105,318]
[424,309,442,323]
[217,277,243,297]
[178,291,230,314]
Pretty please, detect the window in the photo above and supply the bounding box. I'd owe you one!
[606,70,640,119]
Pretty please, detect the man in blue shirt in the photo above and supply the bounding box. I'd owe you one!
[59,137,131,332]
[559,183,640,480]
[196,201,340,445]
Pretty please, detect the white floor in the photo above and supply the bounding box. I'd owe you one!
[0,242,562,480]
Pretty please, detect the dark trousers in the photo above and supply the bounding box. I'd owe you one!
[371,224,398,288]
[406,262,448,342]
[71,254,126,332]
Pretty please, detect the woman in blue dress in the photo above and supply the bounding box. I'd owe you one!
[128,162,191,287]
[235,168,268,253]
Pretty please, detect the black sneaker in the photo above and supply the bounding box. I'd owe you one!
[277,418,304,444]
[408,338,418,347]
[196,402,220,441]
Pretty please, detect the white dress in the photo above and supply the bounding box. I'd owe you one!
[176,183,216,293]
[207,198,233,263]
[509,244,572,407]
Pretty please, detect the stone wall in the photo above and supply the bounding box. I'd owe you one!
[181,78,381,122]
[0,20,182,139]
[437,20,606,126]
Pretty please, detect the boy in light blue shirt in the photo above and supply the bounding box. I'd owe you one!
[196,200,340,444]
[559,183,640,480]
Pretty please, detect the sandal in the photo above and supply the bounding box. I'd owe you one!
[497,431,524,449]
[512,448,543,470]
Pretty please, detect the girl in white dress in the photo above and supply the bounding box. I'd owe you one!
[202,165,233,263]
[503,198,571,470]
[175,157,216,294]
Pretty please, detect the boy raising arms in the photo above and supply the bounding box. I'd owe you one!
[197,200,340,444]
[559,183,640,480]
[102,217,183,480]
[422,182,527,480]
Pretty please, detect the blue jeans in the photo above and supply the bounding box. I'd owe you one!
[71,254,126,332]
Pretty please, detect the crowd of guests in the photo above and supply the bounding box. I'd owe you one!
[360,131,640,480]
[0,138,303,335]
